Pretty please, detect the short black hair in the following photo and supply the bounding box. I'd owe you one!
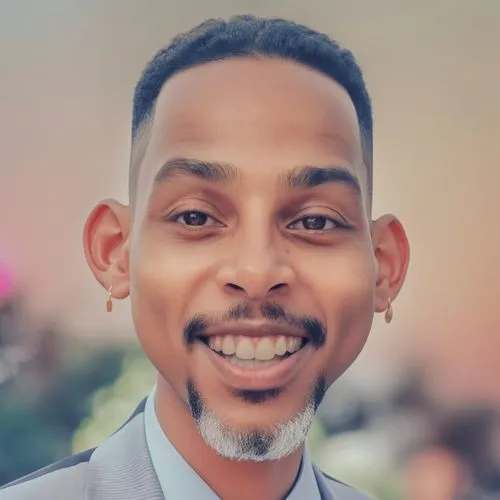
[130,15,373,198]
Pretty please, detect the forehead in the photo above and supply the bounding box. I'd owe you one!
[138,57,366,198]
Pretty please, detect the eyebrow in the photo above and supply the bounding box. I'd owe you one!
[152,157,361,195]
[153,158,239,185]
[283,165,361,195]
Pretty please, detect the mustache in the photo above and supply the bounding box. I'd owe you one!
[184,302,326,349]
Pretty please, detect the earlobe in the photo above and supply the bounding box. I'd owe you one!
[83,199,131,299]
[372,214,410,314]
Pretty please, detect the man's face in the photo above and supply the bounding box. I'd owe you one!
[130,58,376,451]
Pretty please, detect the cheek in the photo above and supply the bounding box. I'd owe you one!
[130,230,218,314]
[128,233,216,391]
[305,243,376,381]
[304,241,376,313]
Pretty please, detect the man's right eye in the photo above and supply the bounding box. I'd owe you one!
[168,210,222,229]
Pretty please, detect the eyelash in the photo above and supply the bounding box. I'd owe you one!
[167,209,350,232]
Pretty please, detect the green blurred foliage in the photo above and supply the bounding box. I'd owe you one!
[72,347,155,452]
[0,336,126,486]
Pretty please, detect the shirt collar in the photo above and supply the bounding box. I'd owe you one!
[144,387,321,500]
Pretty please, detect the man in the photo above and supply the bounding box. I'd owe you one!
[1,15,409,500]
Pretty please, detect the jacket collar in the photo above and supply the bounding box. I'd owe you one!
[86,399,163,500]
[313,464,335,500]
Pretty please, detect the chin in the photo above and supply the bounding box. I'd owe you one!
[186,375,326,461]
[196,401,315,462]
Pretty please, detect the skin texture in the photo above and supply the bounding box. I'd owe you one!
[84,57,410,500]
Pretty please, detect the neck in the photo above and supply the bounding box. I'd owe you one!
[155,376,304,500]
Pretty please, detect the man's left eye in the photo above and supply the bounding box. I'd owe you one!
[288,215,340,231]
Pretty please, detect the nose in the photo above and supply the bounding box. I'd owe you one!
[216,235,296,301]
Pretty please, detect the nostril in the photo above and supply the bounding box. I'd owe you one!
[226,283,245,292]
[269,283,287,292]
[223,281,288,297]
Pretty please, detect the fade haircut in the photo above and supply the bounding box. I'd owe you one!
[129,15,373,203]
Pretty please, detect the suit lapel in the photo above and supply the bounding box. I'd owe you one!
[85,403,164,500]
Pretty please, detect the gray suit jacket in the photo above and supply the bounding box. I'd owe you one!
[0,400,372,500]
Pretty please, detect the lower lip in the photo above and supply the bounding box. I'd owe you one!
[199,341,313,391]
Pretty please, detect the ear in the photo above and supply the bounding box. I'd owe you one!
[371,214,410,313]
[83,199,131,300]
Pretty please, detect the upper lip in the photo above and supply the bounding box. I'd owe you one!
[200,320,307,339]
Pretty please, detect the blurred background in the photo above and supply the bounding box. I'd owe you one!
[1,1,499,498]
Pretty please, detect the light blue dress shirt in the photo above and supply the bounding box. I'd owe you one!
[144,388,321,500]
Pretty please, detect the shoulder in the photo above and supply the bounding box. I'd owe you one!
[0,448,94,500]
[320,471,375,500]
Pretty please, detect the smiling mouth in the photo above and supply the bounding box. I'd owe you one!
[197,334,309,369]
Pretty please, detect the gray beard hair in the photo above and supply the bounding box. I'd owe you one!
[196,398,316,462]
[187,376,326,462]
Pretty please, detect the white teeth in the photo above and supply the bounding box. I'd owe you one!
[228,357,278,369]
[235,337,255,360]
[255,338,275,361]
[274,336,287,356]
[286,337,303,353]
[208,335,304,359]
[213,335,222,352]
[221,336,236,355]
[286,337,297,353]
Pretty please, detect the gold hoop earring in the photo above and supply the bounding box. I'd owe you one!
[106,285,113,313]
[385,297,393,324]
